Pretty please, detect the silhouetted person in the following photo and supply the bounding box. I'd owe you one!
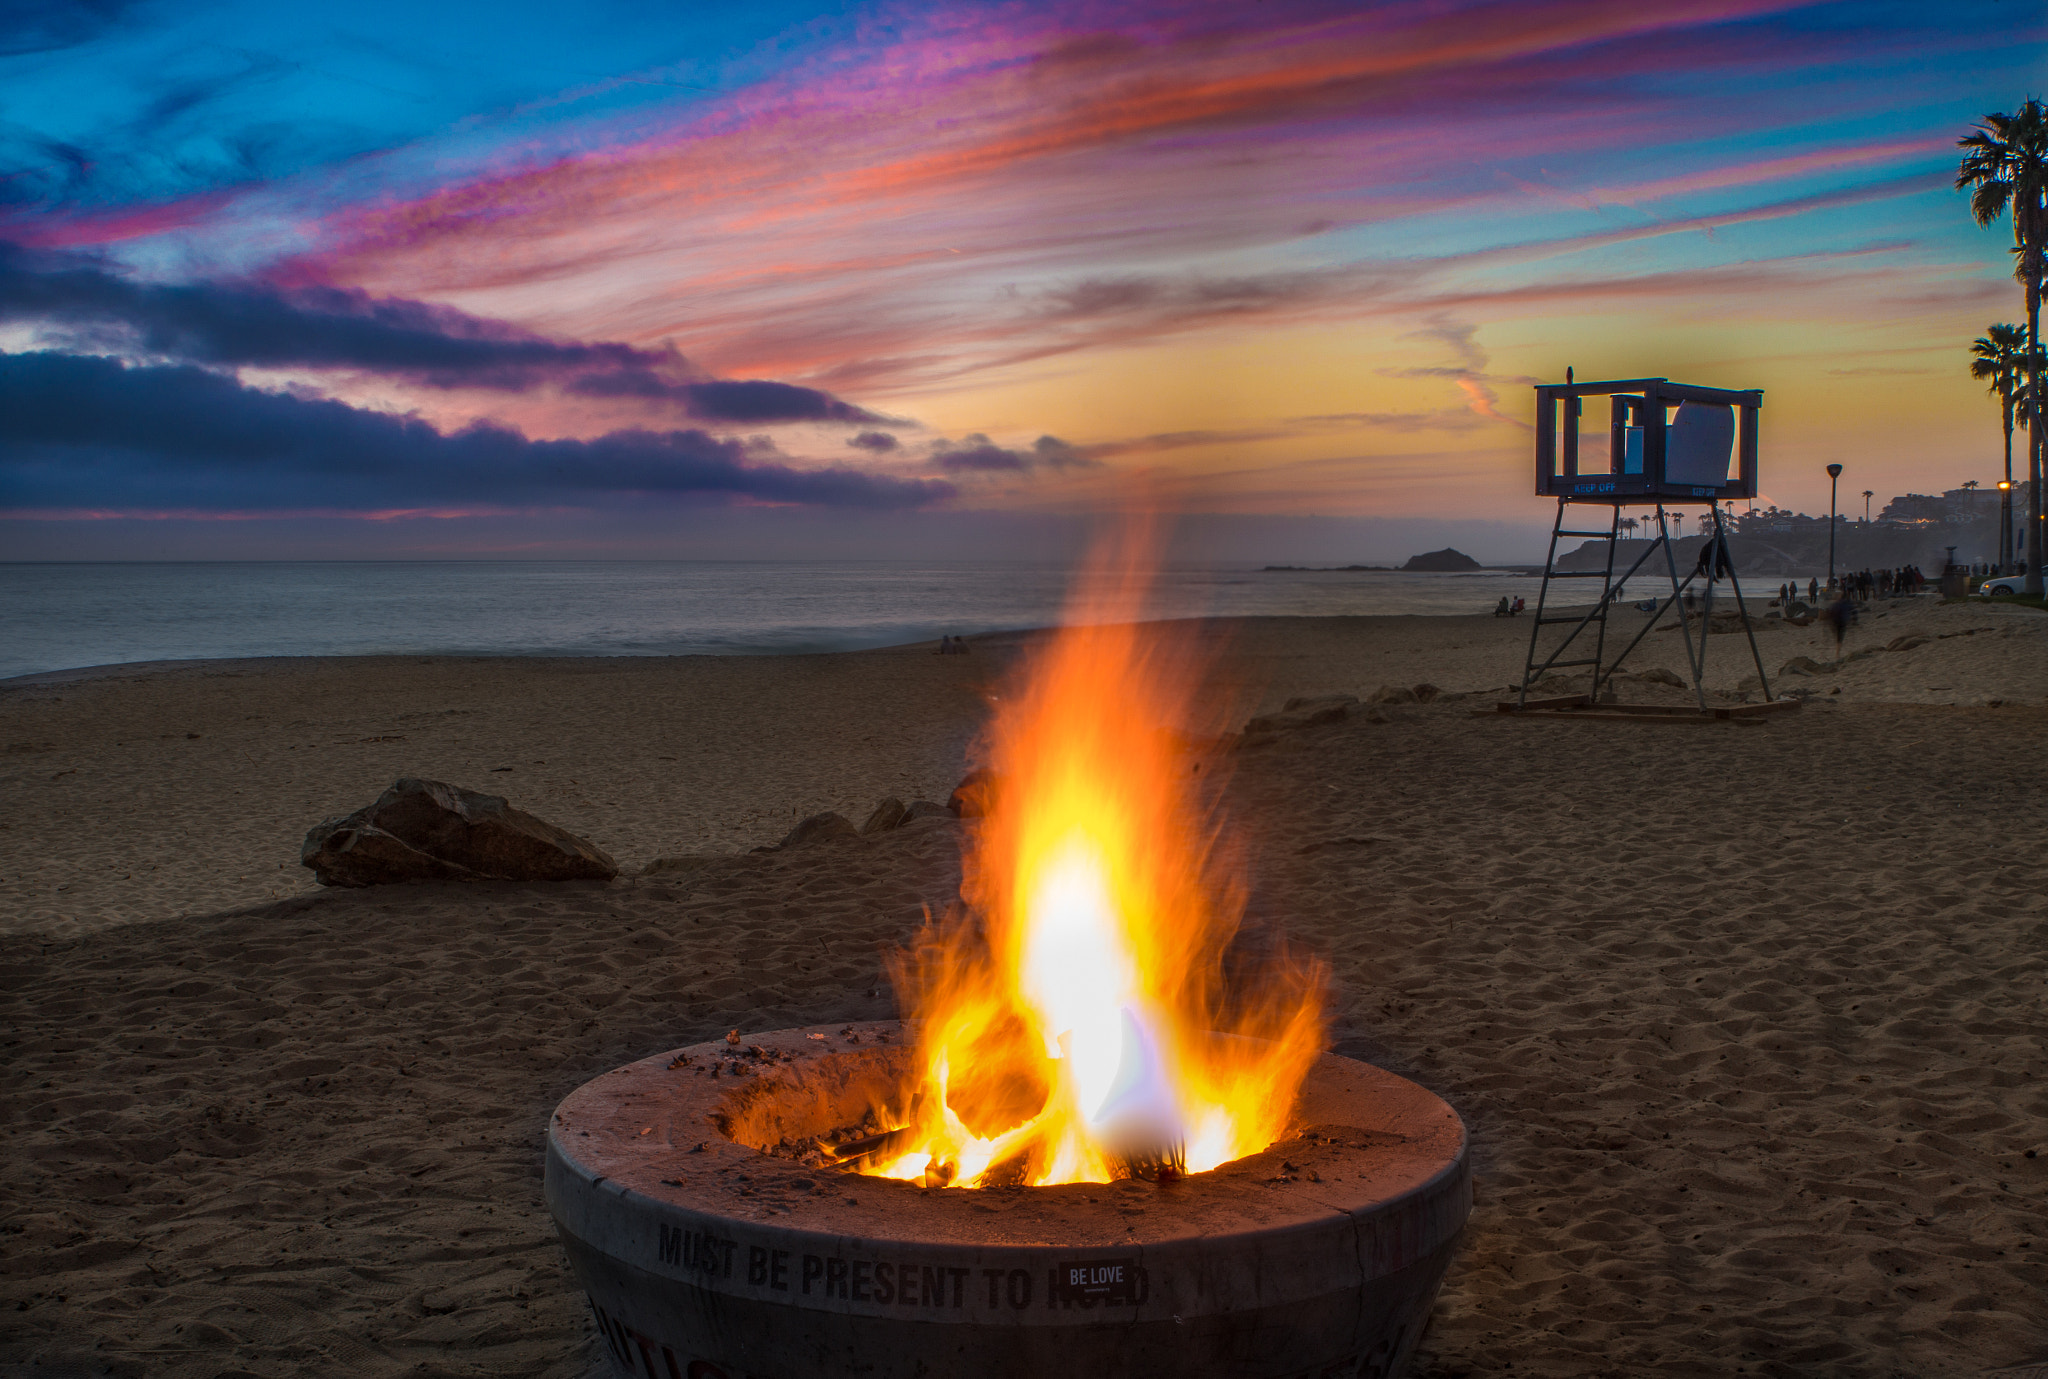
[1825,592,1856,653]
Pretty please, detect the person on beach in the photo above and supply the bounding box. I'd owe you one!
[1825,592,1857,653]
[1809,577,1820,603]
[1494,596,1511,617]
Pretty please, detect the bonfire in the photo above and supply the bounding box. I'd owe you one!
[843,537,1326,1188]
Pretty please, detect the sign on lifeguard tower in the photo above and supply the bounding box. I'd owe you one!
[1534,377,1761,502]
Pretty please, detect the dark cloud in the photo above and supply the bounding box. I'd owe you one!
[0,352,953,512]
[847,430,900,452]
[0,244,888,424]
[930,433,1095,474]
[568,372,882,423]
[0,0,139,56]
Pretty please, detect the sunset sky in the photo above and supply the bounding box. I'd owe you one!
[3,0,2043,561]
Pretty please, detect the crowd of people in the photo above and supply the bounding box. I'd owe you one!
[1776,566,1927,606]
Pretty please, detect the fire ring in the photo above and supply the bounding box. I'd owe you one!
[547,1020,1470,1379]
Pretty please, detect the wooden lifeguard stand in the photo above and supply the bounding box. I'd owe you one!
[1506,374,1792,720]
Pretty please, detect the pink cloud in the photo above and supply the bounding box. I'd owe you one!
[274,0,1838,401]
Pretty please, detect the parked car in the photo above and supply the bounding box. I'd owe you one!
[1975,573,2029,596]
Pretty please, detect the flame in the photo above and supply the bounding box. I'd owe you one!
[861,533,1325,1188]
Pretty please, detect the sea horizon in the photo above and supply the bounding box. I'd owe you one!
[0,558,1556,682]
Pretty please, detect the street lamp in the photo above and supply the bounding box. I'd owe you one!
[1826,463,1843,588]
[1999,479,2014,574]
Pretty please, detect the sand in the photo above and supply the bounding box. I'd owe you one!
[1,598,2044,1377]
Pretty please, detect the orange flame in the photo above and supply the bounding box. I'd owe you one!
[864,533,1325,1188]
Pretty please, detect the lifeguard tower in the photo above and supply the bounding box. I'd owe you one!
[1506,374,1793,719]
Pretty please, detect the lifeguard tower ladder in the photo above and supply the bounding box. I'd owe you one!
[1508,375,1791,720]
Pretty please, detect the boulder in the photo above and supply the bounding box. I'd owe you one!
[777,811,858,849]
[301,777,618,888]
[1366,684,1419,705]
[1779,655,1830,677]
[1627,667,1687,688]
[1886,635,1930,653]
[900,800,954,824]
[860,797,908,835]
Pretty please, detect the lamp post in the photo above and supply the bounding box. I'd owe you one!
[1826,463,1843,589]
[1999,479,2014,574]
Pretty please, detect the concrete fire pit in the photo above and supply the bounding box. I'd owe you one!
[546,1021,1469,1379]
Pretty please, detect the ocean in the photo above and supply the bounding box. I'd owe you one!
[0,561,1553,682]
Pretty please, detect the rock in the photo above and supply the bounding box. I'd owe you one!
[1618,666,1687,688]
[1248,695,1357,733]
[859,797,908,835]
[1411,683,1441,703]
[1399,548,1482,572]
[301,777,618,888]
[1779,656,1831,677]
[1366,684,1419,705]
[1886,635,1930,653]
[899,800,953,824]
[776,811,857,849]
[948,769,1001,819]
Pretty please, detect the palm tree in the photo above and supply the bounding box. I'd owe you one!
[1971,322,2029,569]
[1862,489,1873,522]
[1959,102,2048,594]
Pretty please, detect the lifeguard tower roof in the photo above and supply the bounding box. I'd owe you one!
[1535,377,1761,503]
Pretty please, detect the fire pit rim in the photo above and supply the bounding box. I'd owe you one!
[547,1020,1469,1252]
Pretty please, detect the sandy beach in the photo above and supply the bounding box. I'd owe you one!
[2,599,2044,1377]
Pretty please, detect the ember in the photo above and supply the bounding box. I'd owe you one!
[863,537,1325,1188]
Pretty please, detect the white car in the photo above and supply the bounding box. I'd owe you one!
[1976,574,2030,596]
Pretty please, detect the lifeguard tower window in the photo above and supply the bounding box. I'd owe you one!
[1534,377,1760,501]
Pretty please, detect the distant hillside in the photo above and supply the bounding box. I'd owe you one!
[1553,523,1984,578]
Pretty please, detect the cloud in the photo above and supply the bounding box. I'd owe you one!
[0,0,141,56]
[0,243,888,423]
[0,351,952,513]
[929,433,1096,474]
[1291,410,1488,433]
[564,370,885,422]
[847,430,900,452]
[1376,317,1529,429]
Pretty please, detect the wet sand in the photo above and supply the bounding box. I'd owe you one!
[1,600,2044,1377]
